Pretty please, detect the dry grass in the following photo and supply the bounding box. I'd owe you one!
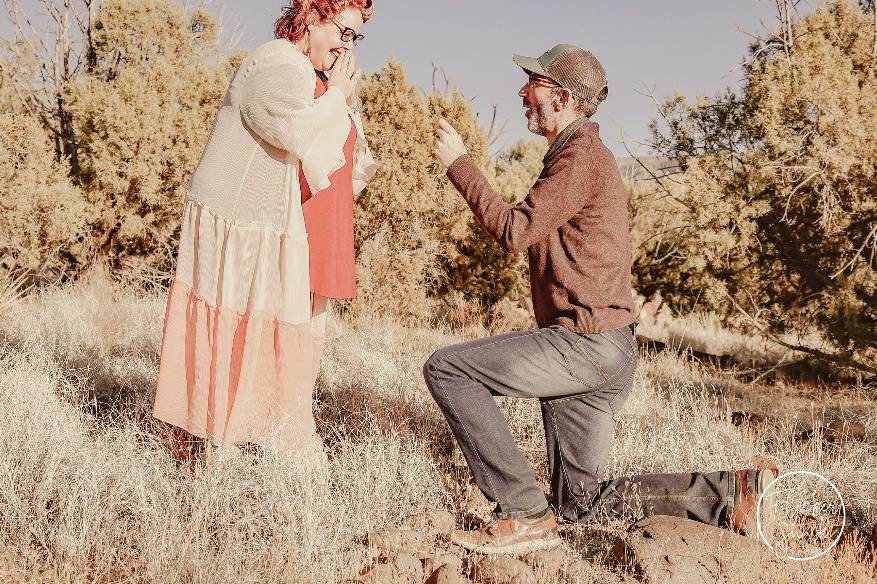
[0,275,874,583]
[0,271,30,319]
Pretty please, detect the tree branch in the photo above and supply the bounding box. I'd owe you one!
[831,222,877,279]
[724,290,877,377]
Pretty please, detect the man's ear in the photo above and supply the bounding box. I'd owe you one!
[557,88,575,111]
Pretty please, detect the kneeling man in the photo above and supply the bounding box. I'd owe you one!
[427,44,776,555]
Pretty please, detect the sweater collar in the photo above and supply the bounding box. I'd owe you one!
[543,117,596,164]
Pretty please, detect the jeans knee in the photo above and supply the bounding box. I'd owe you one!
[422,360,434,390]
[423,351,443,396]
[423,347,461,400]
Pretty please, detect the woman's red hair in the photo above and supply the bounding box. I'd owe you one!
[275,0,374,44]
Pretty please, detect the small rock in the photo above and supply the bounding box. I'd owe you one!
[422,553,463,577]
[520,548,567,576]
[473,556,536,584]
[358,563,403,584]
[399,510,456,537]
[365,529,426,557]
[462,485,495,518]
[388,553,422,584]
[609,515,784,582]
[357,554,424,584]
[822,420,867,444]
[425,564,468,584]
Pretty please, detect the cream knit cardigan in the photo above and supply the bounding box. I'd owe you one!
[176,39,376,327]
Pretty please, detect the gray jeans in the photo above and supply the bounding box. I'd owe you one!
[424,324,737,525]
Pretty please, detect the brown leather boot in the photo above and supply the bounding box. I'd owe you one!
[729,457,779,541]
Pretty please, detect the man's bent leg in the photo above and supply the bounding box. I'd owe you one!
[548,393,735,526]
[423,327,592,519]
[541,393,615,521]
[580,470,736,526]
[424,331,547,518]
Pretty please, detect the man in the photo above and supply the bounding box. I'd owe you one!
[428,44,777,555]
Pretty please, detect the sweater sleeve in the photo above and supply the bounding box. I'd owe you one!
[446,148,599,253]
[239,60,350,195]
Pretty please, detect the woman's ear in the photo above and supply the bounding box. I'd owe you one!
[300,27,311,55]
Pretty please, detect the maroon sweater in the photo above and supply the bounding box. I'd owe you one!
[446,119,636,334]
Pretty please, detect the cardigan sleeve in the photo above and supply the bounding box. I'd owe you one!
[350,107,377,195]
[239,58,351,195]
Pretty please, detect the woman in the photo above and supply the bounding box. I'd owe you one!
[152,0,376,456]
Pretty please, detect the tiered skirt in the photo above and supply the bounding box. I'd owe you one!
[153,199,326,450]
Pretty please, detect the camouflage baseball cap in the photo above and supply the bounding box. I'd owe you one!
[513,44,609,107]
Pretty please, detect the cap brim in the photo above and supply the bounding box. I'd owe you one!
[513,54,548,76]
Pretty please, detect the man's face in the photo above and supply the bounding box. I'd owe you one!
[518,73,560,136]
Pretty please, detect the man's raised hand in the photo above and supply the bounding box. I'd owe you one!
[434,118,469,169]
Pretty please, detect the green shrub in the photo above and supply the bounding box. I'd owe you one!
[640,0,876,372]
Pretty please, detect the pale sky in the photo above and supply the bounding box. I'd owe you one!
[6,0,801,155]
[226,0,791,155]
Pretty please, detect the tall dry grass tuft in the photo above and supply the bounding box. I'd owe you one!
[0,275,444,582]
[0,271,30,318]
[0,274,874,582]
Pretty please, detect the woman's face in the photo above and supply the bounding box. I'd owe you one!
[307,7,364,71]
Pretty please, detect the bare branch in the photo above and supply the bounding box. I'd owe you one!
[6,0,51,62]
[485,104,508,148]
[831,222,877,279]
[780,168,823,221]
[724,290,877,376]
[775,0,796,80]
[431,62,449,95]
[620,131,691,210]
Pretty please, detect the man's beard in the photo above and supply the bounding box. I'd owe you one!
[527,101,554,136]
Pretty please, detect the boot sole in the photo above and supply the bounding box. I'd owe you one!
[452,531,562,555]
[757,467,778,542]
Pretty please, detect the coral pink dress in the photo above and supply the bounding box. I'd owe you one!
[301,76,358,300]
[152,71,359,452]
